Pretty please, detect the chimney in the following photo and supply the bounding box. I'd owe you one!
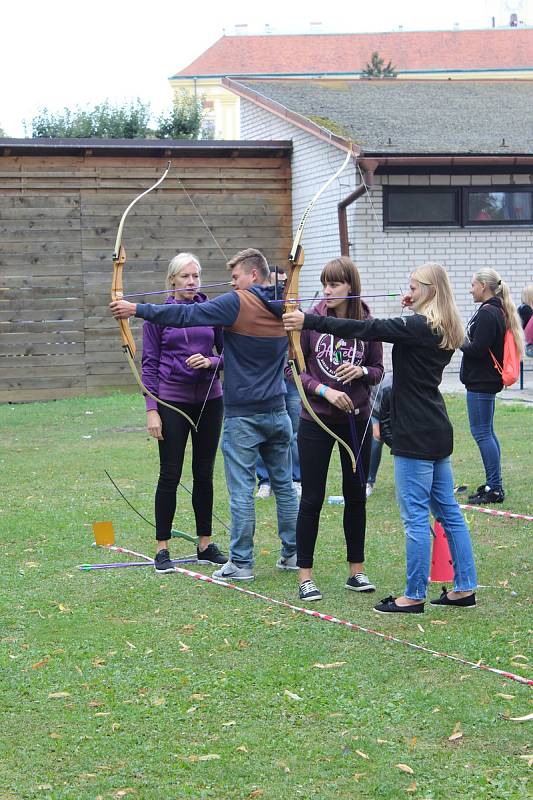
[510,13,518,26]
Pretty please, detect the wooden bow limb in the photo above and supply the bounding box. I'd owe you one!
[111,161,197,430]
[284,148,357,473]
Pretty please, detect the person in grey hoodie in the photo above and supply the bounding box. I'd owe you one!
[140,253,227,573]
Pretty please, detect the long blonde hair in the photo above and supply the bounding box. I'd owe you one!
[474,268,525,358]
[410,263,464,350]
[521,284,533,308]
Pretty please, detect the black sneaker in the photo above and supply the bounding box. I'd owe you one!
[154,549,175,573]
[345,573,375,592]
[430,587,476,608]
[373,596,424,614]
[299,580,322,602]
[196,542,228,565]
[468,485,505,504]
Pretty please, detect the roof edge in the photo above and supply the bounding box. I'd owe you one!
[222,77,358,155]
[0,138,293,158]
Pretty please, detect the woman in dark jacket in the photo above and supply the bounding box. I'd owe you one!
[284,263,477,615]
[460,269,524,504]
[289,257,384,602]
[142,252,227,572]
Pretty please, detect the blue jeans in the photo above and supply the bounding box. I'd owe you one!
[222,410,298,568]
[257,380,301,484]
[466,390,502,490]
[367,417,383,485]
[394,456,477,600]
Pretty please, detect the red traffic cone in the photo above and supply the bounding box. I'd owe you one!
[430,521,454,582]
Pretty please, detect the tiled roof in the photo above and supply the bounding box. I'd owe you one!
[230,79,533,154]
[173,29,533,77]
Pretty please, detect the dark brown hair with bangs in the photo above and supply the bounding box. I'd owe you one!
[320,257,363,320]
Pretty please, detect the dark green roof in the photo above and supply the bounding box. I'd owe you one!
[235,79,533,154]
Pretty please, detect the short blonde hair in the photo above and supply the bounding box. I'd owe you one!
[166,253,201,290]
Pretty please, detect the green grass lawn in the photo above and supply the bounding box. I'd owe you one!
[1,393,531,800]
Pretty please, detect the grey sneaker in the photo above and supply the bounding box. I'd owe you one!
[154,549,175,573]
[276,553,298,571]
[212,560,254,581]
[345,573,375,592]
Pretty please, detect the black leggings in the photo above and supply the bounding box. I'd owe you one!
[296,415,372,568]
[155,397,223,541]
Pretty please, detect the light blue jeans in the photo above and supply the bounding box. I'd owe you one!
[394,455,477,600]
[222,410,298,568]
[466,390,502,490]
[257,380,301,484]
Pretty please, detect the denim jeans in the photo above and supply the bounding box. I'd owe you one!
[367,417,383,485]
[394,455,477,600]
[257,380,301,484]
[222,410,298,567]
[466,390,502,490]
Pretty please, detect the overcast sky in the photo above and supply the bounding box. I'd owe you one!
[1,0,529,136]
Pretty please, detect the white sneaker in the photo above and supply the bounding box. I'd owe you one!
[256,483,271,499]
[292,481,302,497]
[276,553,298,571]
[366,483,374,498]
[212,560,255,581]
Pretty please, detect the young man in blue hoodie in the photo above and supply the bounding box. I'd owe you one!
[110,248,298,581]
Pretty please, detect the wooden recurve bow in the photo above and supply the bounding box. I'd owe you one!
[284,148,357,472]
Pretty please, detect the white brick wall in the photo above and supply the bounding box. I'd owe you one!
[241,99,533,375]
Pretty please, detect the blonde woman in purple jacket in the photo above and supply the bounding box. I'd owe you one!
[290,257,384,602]
[142,253,227,573]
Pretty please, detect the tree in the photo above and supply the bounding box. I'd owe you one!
[361,52,397,79]
[26,99,152,138]
[155,91,205,139]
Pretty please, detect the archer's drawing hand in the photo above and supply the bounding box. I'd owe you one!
[321,387,355,413]
[282,310,305,331]
[335,363,364,384]
[147,410,163,440]
[401,293,413,308]
[186,354,212,370]
[110,300,137,319]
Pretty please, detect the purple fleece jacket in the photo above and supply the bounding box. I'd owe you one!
[141,294,223,411]
[292,299,384,423]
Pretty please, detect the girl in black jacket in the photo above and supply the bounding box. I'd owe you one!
[283,263,477,615]
[460,269,524,504]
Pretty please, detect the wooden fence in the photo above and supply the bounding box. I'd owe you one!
[0,144,292,402]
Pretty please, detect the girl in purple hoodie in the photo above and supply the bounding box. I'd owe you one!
[291,257,384,602]
[141,253,228,573]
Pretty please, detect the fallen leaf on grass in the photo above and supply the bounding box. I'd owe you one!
[448,732,464,741]
[353,773,365,782]
[197,754,220,761]
[431,620,447,625]
[125,641,136,650]
[32,658,50,669]
[510,654,528,662]
[518,755,533,766]
[507,713,533,722]
[260,549,270,556]
[57,604,72,613]
[88,701,104,708]
[181,624,195,633]
[151,697,165,707]
[178,641,190,652]
[222,721,236,727]
[355,750,369,760]
[186,706,197,714]
[236,745,248,753]
[247,791,263,798]
[406,781,417,793]
[495,693,515,699]
[48,692,71,699]
[395,764,414,775]
[114,790,135,798]
[377,739,392,745]
[189,693,208,701]
[416,624,425,633]
[313,662,346,669]
[284,690,302,701]
[92,657,106,667]
[49,732,61,739]
[278,761,290,773]
[94,712,111,717]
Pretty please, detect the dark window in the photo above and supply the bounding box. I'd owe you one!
[465,190,533,224]
[384,185,533,228]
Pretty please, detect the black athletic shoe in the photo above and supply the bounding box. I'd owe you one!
[154,549,175,573]
[468,485,505,504]
[345,573,375,592]
[196,542,228,566]
[373,595,424,614]
[430,587,476,608]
